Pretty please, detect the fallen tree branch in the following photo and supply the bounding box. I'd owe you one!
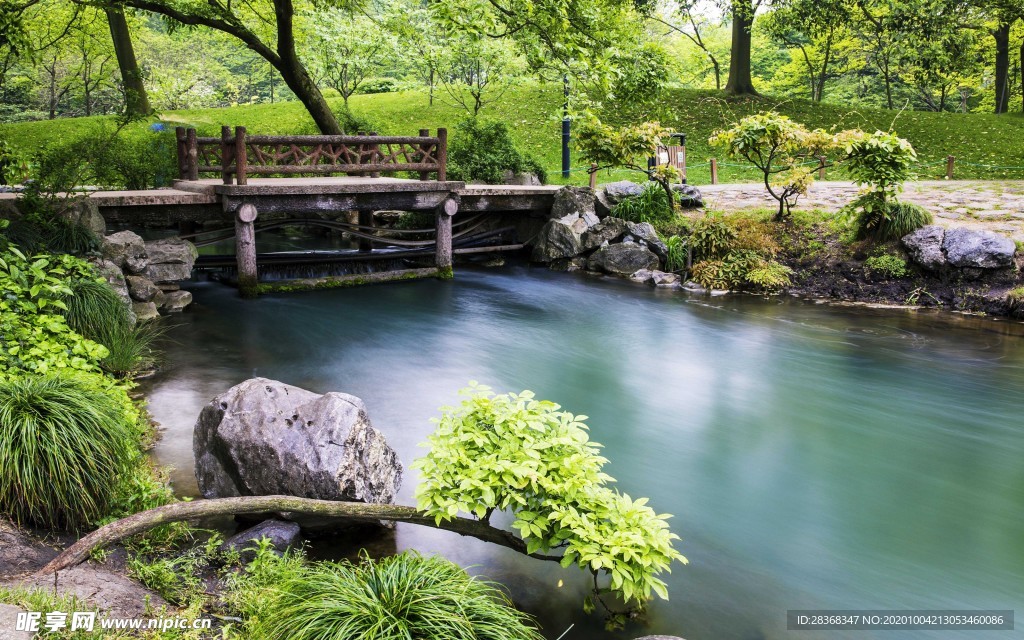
[38,496,560,575]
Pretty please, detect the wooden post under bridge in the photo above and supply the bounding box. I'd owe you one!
[235,203,259,298]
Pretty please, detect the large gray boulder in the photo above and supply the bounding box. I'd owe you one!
[159,290,192,313]
[551,186,598,225]
[531,218,584,263]
[901,225,946,271]
[587,243,660,276]
[603,180,644,204]
[942,228,1016,269]
[672,183,704,208]
[144,238,198,282]
[126,275,160,302]
[580,217,629,252]
[194,378,402,509]
[101,230,146,272]
[11,567,167,619]
[62,199,105,236]
[90,258,131,306]
[627,221,669,263]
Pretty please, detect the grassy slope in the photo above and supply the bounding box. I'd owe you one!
[3,84,1024,185]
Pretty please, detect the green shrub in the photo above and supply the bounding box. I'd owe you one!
[1007,287,1024,319]
[3,195,100,255]
[612,182,672,224]
[448,119,546,185]
[0,374,139,529]
[414,385,685,619]
[864,253,909,278]
[688,214,737,261]
[852,200,933,242]
[0,250,110,378]
[245,550,543,640]
[745,260,794,290]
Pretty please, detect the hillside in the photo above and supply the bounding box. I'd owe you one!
[3,85,1024,185]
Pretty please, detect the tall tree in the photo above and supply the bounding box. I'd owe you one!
[762,0,849,101]
[724,0,758,95]
[103,6,150,115]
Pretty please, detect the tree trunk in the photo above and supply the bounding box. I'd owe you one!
[272,0,340,134]
[724,0,758,95]
[105,7,150,116]
[993,21,1010,114]
[38,496,555,575]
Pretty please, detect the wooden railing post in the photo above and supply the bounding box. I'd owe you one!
[418,129,430,181]
[946,155,955,179]
[818,156,827,180]
[369,132,380,178]
[185,128,199,181]
[234,126,248,186]
[589,163,597,189]
[235,203,259,298]
[436,196,458,278]
[175,127,187,180]
[437,128,447,181]
[220,125,234,185]
[710,158,718,185]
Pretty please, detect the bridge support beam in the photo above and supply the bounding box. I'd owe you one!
[235,203,259,298]
[435,196,459,279]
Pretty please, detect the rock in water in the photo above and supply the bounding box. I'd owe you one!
[194,378,402,508]
[901,225,946,271]
[531,218,583,262]
[144,238,198,282]
[219,519,302,562]
[580,217,629,251]
[941,228,1015,269]
[101,230,146,271]
[587,243,660,276]
[627,221,669,262]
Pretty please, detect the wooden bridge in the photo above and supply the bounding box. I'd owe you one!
[80,127,560,296]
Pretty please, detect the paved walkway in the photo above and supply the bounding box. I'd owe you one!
[698,180,1024,242]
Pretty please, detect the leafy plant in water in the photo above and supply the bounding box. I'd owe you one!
[413,384,686,625]
[0,374,139,529]
[250,550,544,640]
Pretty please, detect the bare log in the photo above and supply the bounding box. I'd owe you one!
[38,496,550,575]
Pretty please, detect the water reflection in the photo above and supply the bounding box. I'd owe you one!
[144,265,1024,640]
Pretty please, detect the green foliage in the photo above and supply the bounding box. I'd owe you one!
[128,551,206,605]
[447,119,546,185]
[664,235,687,272]
[709,112,835,220]
[864,252,909,278]
[1006,287,1024,319]
[34,122,178,191]
[744,260,795,290]
[610,42,672,105]
[0,587,97,640]
[688,214,738,261]
[62,276,164,377]
[0,374,139,529]
[0,249,110,378]
[851,200,933,242]
[413,384,685,615]
[612,183,672,224]
[839,129,918,204]
[3,195,100,255]
[249,550,544,640]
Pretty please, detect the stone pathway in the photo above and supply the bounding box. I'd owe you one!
[698,180,1024,242]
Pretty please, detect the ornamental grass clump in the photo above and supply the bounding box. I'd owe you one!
[252,551,543,640]
[0,374,139,529]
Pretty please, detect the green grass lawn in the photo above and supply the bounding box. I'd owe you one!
[3,84,1024,186]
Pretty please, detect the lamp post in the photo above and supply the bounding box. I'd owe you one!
[562,74,570,179]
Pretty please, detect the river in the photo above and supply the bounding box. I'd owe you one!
[144,264,1024,640]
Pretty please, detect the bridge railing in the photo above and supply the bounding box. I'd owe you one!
[175,126,448,185]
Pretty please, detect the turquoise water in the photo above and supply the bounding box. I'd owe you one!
[146,265,1024,639]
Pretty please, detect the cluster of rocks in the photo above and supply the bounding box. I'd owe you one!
[97,230,197,321]
[530,181,702,287]
[901,225,1017,275]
